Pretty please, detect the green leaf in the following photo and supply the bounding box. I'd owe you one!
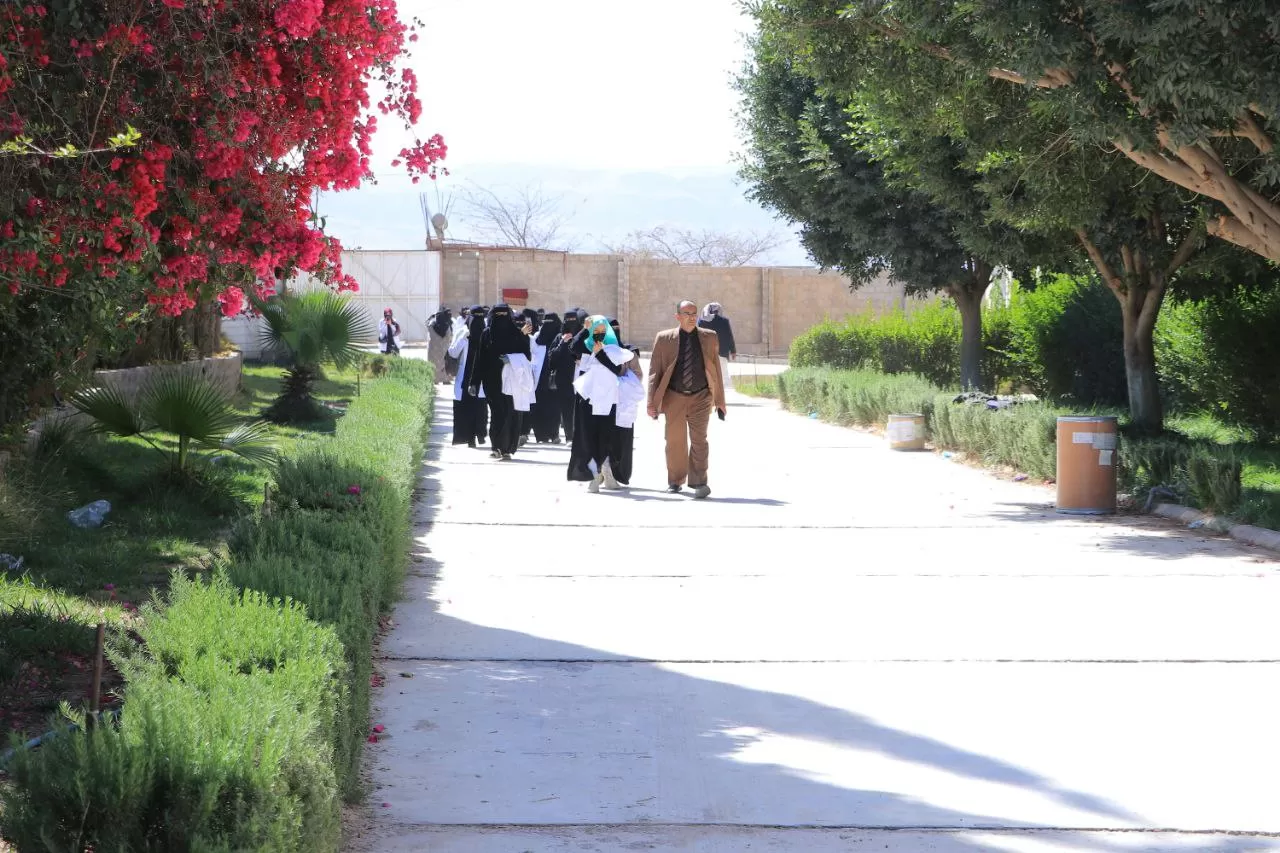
[68,385,148,437]
[198,420,277,468]
[139,373,238,445]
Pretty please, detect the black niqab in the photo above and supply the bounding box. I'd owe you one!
[536,313,563,347]
[430,307,452,338]
[561,309,584,337]
[485,304,527,356]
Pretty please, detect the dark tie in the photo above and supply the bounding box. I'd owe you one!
[681,336,695,391]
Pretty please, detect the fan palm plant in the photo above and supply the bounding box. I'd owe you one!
[70,374,275,474]
[254,290,374,422]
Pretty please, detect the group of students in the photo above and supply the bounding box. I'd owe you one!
[445,305,644,493]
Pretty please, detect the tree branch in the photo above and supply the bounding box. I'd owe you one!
[1164,225,1203,279]
[1076,229,1123,296]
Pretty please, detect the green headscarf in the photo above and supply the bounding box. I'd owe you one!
[585,314,619,348]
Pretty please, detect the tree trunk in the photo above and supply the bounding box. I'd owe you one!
[1120,291,1164,434]
[951,262,992,391]
[1075,230,1169,434]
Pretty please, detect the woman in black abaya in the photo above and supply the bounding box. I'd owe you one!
[478,304,531,460]
[607,317,643,486]
[548,308,584,442]
[450,305,488,448]
[567,315,635,492]
[532,312,564,442]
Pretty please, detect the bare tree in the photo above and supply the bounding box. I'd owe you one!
[452,181,575,249]
[602,226,784,266]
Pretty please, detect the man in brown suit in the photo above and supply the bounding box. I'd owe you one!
[647,300,727,499]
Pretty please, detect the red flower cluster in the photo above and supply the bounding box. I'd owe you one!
[0,0,446,317]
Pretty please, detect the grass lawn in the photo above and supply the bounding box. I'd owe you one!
[732,374,779,398]
[0,361,360,739]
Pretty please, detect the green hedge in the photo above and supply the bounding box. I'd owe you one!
[779,366,1245,513]
[778,367,941,427]
[789,301,1013,391]
[1,358,434,852]
[1157,287,1280,439]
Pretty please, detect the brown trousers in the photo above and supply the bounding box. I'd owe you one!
[663,389,713,487]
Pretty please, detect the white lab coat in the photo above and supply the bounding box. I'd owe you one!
[502,353,537,412]
[378,318,403,354]
[615,372,645,429]
[573,345,634,416]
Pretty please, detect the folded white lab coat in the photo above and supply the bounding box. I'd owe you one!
[573,346,634,417]
[502,353,537,411]
[615,371,645,428]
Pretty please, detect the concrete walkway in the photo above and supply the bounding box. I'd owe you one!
[349,375,1280,852]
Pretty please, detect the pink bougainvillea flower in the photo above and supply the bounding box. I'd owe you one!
[347,484,361,495]
[103,583,115,591]
[367,734,379,743]
[372,724,385,733]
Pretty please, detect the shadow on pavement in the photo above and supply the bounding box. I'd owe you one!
[351,439,1274,853]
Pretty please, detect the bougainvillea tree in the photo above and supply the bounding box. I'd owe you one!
[0,0,446,317]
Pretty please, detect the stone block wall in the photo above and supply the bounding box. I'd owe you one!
[439,245,922,356]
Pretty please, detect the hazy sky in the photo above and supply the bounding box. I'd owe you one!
[375,0,756,172]
[320,0,810,264]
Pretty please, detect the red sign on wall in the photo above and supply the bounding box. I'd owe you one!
[501,288,529,301]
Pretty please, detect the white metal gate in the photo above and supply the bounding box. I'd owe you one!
[338,250,441,344]
[222,250,442,356]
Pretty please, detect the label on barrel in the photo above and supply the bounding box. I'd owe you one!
[888,421,917,442]
[1072,432,1096,444]
[1095,433,1117,450]
[1098,450,1113,466]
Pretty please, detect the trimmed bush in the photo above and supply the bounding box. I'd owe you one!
[1120,434,1245,514]
[931,396,1063,481]
[1,572,345,852]
[1157,286,1280,438]
[780,366,1245,511]
[788,300,1017,392]
[1000,274,1126,406]
[778,367,941,428]
[229,356,432,798]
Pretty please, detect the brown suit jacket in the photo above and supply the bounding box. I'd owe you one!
[647,327,726,413]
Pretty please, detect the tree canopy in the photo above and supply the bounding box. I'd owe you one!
[782,0,1280,262]
[0,0,446,317]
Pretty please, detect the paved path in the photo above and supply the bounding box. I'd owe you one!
[350,375,1280,852]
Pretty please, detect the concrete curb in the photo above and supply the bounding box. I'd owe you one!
[1151,502,1280,554]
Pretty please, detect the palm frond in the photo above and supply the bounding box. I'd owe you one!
[197,420,277,467]
[255,289,375,369]
[139,373,238,445]
[69,386,148,437]
[316,293,375,369]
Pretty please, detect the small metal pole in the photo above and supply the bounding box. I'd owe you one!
[87,622,105,729]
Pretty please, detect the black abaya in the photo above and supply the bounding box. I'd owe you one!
[451,311,489,446]
[478,305,531,457]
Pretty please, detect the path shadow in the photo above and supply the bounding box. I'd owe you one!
[357,438,1275,852]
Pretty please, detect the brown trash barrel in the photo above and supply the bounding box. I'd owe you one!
[887,413,927,451]
[1056,416,1118,514]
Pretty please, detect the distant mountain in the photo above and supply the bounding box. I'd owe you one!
[314,163,813,267]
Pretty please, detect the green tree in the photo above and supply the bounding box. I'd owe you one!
[736,17,1054,388]
[756,0,1267,431]
[254,291,374,423]
[828,0,1280,263]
